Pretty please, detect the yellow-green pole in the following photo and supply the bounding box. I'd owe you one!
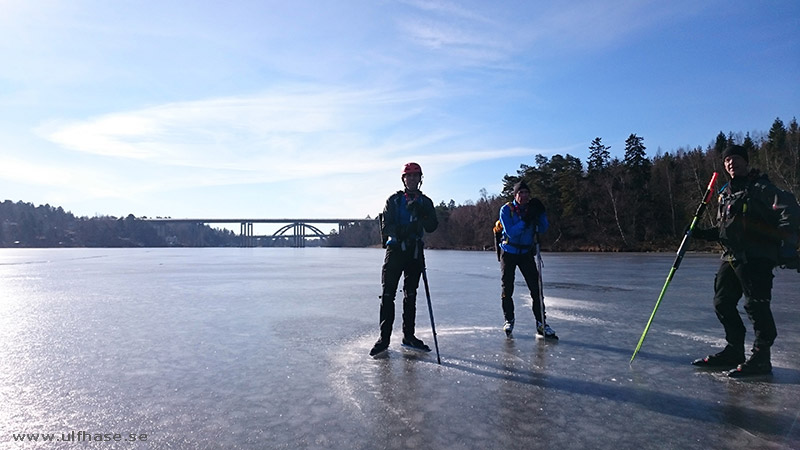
[630,171,718,364]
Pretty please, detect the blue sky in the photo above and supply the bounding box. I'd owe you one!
[1,1,798,227]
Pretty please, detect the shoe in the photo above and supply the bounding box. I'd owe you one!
[369,339,389,356]
[728,347,772,378]
[503,319,514,335]
[537,321,558,339]
[691,345,745,368]
[401,335,431,352]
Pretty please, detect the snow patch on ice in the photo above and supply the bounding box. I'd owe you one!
[666,330,726,346]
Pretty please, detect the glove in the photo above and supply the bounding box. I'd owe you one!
[407,198,424,218]
[385,236,399,247]
[523,198,545,224]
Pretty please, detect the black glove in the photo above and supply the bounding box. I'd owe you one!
[689,226,719,242]
[407,198,423,217]
[523,198,545,224]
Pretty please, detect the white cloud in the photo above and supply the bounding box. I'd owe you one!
[40,87,398,168]
[33,85,553,202]
[399,0,497,25]
[395,0,709,63]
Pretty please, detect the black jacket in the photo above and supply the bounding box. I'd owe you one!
[715,170,793,263]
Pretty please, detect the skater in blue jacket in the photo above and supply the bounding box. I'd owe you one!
[498,181,557,339]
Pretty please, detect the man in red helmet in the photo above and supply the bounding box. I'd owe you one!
[370,162,439,356]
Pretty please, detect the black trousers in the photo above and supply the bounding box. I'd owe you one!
[713,258,777,351]
[500,250,544,324]
[378,242,424,341]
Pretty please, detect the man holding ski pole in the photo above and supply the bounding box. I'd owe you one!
[369,162,439,357]
[497,181,557,339]
[691,144,797,377]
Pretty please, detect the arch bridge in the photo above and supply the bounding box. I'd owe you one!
[143,218,376,247]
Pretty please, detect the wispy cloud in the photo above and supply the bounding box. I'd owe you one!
[35,84,547,198]
[396,0,708,62]
[40,86,422,168]
[395,0,512,64]
[398,0,497,25]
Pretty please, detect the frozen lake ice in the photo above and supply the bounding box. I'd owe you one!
[1,248,798,449]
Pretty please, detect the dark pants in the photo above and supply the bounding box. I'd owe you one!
[713,259,777,351]
[378,242,424,342]
[500,250,544,324]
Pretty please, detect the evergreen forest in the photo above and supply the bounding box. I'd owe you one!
[3,117,798,252]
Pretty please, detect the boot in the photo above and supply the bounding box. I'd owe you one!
[401,335,431,352]
[692,345,745,368]
[728,347,772,378]
[369,338,389,357]
[537,321,558,339]
[503,319,514,335]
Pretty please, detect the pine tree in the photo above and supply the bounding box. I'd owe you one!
[623,134,651,243]
[713,131,728,157]
[787,117,800,194]
[624,134,650,185]
[762,117,792,188]
[743,132,756,154]
[587,137,610,174]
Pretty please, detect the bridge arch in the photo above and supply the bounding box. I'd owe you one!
[271,222,329,247]
[142,217,374,247]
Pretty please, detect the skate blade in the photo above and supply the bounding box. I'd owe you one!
[400,344,431,353]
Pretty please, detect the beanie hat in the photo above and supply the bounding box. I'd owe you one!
[513,181,530,195]
[722,144,748,163]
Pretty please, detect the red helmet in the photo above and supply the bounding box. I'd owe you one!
[402,162,422,175]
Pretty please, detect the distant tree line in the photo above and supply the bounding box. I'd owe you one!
[332,116,798,252]
[3,116,796,251]
[0,203,239,247]
[325,219,380,247]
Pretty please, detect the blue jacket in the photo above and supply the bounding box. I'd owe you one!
[381,190,438,247]
[499,200,548,255]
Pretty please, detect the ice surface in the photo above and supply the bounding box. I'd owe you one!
[0,248,798,449]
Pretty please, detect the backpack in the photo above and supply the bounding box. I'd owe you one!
[492,202,514,260]
[379,212,387,248]
[378,191,405,248]
[773,188,800,271]
[493,219,505,261]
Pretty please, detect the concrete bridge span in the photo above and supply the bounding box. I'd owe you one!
[143,218,376,247]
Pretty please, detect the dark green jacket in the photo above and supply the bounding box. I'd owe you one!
[716,170,793,263]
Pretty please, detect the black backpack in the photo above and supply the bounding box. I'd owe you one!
[773,188,800,271]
